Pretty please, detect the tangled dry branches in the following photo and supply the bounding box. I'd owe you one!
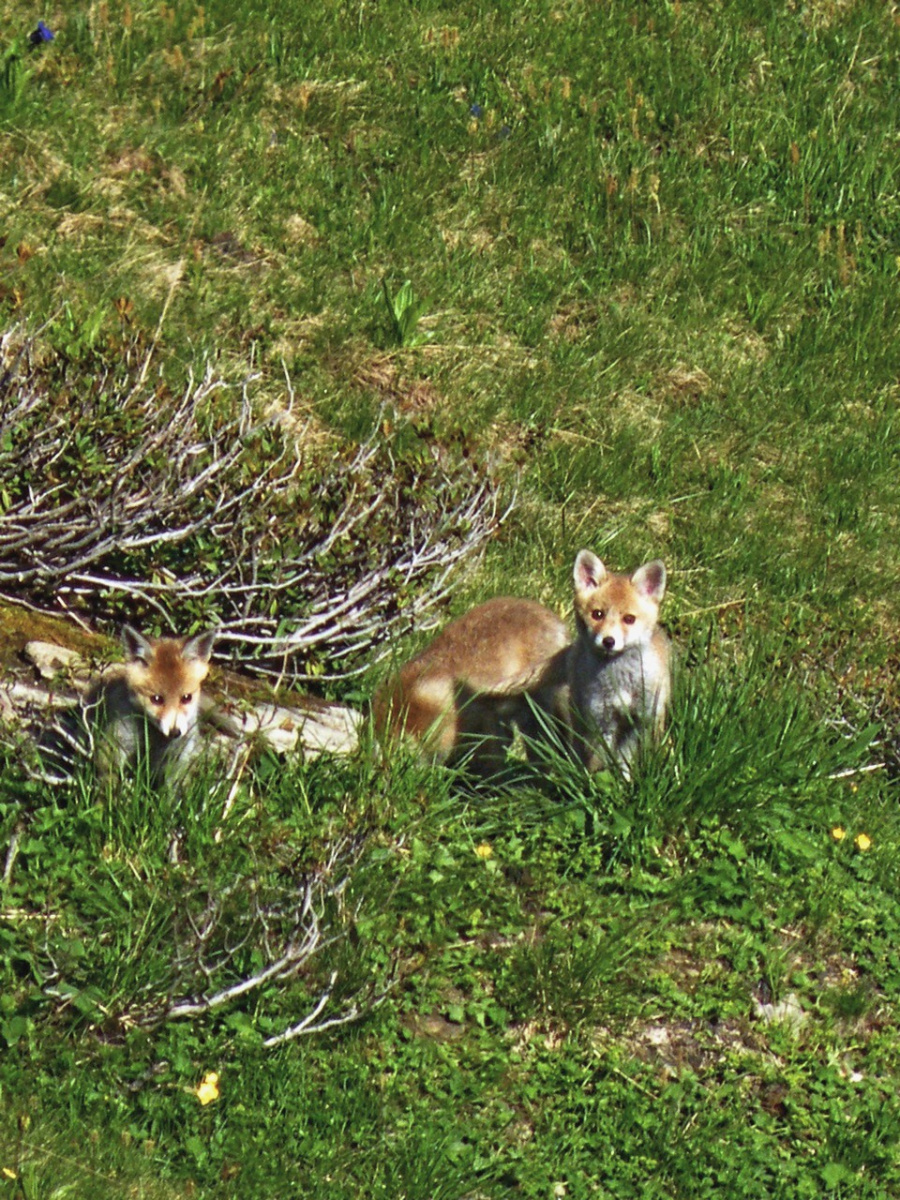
[0,330,510,679]
[29,830,392,1047]
[133,834,390,1047]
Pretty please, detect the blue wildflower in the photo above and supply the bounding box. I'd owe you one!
[29,21,54,47]
[469,103,483,118]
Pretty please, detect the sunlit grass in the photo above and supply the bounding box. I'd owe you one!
[2,0,900,1194]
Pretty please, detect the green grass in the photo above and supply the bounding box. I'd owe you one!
[2,0,900,1195]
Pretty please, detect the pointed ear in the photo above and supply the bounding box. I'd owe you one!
[574,550,606,594]
[631,560,666,603]
[182,630,216,664]
[121,625,153,664]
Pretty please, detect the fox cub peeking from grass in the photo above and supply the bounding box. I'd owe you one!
[85,626,216,786]
[373,596,569,774]
[565,550,670,777]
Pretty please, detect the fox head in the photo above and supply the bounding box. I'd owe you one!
[573,551,666,656]
[121,626,216,738]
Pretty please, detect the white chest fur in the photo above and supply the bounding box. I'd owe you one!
[568,630,669,773]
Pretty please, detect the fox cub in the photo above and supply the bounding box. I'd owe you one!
[565,550,670,776]
[88,626,216,785]
[373,596,569,773]
[37,626,216,788]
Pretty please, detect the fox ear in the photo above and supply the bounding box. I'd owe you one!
[183,630,216,664]
[574,550,606,594]
[632,560,666,603]
[121,625,153,664]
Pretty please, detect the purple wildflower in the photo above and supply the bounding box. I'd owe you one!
[469,103,483,119]
[29,21,55,46]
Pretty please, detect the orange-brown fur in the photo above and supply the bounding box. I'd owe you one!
[373,597,569,772]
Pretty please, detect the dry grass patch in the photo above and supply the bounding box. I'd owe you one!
[284,213,321,247]
[353,353,445,415]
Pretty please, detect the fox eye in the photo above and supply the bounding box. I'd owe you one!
[150,694,164,706]
[180,693,193,705]
[623,614,636,626]
[591,609,605,622]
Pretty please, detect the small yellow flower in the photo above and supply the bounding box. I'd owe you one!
[854,832,872,852]
[2,1168,16,1180]
[195,1071,220,1106]
[474,843,493,860]
[831,826,846,841]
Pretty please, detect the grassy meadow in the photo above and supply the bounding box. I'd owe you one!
[2,0,900,1194]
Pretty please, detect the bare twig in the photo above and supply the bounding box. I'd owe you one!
[215,743,254,840]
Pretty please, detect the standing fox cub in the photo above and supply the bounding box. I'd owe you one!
[373,597,569,773]
[565,551,670,776]
[88,626,216,785]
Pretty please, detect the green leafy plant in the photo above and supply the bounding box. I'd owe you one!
[382,279,433,348]
[0,39,28,117]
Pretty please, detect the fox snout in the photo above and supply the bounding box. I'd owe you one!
[139,689,197,739]
[156,706,193,739]
[595,625,628,654]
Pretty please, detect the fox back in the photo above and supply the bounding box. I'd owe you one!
[567,551,670,775]
[374,596,569,772]
[89,626,216,786]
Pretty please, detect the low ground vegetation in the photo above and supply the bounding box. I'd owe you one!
[1,1,900,1195]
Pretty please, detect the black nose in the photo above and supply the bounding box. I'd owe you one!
[602,636,616,651]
